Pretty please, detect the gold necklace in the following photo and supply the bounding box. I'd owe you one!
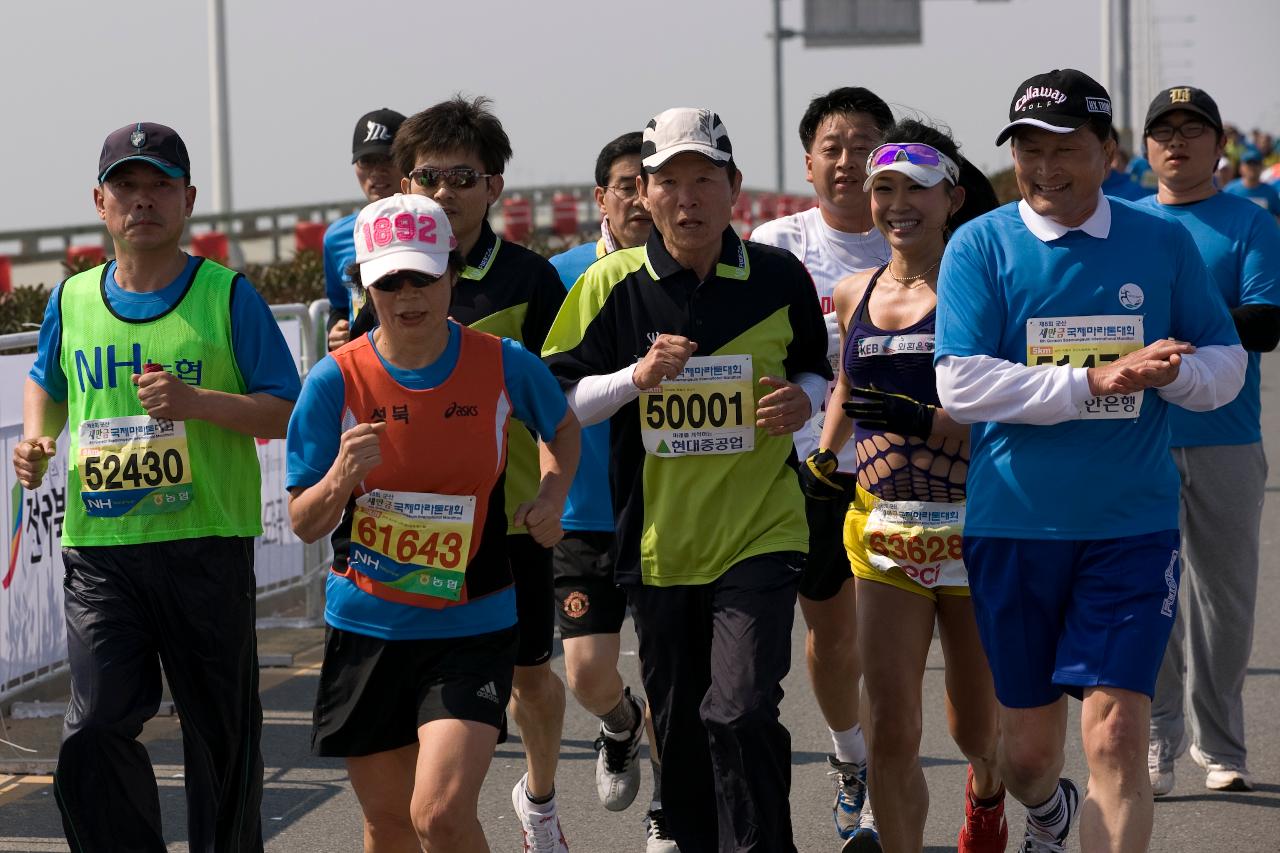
[887,255,941,287]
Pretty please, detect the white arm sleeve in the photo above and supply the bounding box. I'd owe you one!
[793,372,829,420]
[936,354,1094,425]
[565,364,640,427]
[1155,344,1247,411]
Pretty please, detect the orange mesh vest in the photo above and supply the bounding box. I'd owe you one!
[330,325,513,610]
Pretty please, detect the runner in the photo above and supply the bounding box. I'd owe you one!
[14,121,301,852]
[748,88,891,845]
[546,131,676,852]
[817,120,1004,853]
[324,108,405,350]
[1137,86,1280,796]
[544,107,831,852]
[1224,148,1280,222]
[288,193,579,853]
[935,69,1246,853]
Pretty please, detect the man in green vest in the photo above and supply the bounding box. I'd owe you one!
[12,122,301,853]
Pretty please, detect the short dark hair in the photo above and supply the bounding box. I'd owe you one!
[594,132,644,188]
[798,87,893,151]
[880,119,999,231]
[391,95,512,178]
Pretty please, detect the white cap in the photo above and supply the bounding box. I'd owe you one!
[640,108,733,172]
[353,194,457,287]
[862,146,960,192]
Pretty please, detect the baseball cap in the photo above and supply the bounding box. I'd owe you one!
[354,194,457,286]
[352,108,406,163]
[995,69,1113,146]
[98,122,190,183]
[640,108,733,172]
[1143,86,1223,135]
[863,143,960,191]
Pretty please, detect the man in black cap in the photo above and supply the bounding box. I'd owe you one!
[323,108,405,350]
[935,70,1245,852]
[14,121,300,852]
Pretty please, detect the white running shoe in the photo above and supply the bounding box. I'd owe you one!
[1019,777,1079,853]
[1189,743,1253,792]
[1148,738,1175,797]
[643,804,679,852]
[594,689,646,811]
[512,773,569,852]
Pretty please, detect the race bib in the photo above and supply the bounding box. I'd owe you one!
[348,490,475,602]
[1027,316,1144,420]
[863,498,967,589]
[77,416,193,517]
[640,354,755,457]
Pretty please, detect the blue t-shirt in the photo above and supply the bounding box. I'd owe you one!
[1224,180,1280,218]
[548,240,614,532]
[935,199,1239,540]
[285,321,568,640]
[1103,169,1155,201]
[1127,156,1159,191]
[29,255,301,403]
[322,212,358,322]
[1140,192,1280,446]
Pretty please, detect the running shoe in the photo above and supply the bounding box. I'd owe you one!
[1148,737,1175,797]
[594,689,646,811]
[512,773,569,853]
[828,754,867,841]
[958,764,1007,852]
[841,793,880,853]
[1189,743,1253,792]
[1019,777,1079,853]
[643,806,678,852]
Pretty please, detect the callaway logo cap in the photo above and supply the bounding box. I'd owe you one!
[995,69,1112,145]
[641,108,733,172]
[352,108,406,163]
[354,194,457,286]
[98,122,190,183]
[1144,86,1223,135]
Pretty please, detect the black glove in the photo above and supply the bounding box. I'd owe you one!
[843,387,935,439]
[799,449,845,501]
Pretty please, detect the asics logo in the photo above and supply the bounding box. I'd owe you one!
[363,121,392,143]
[444,402,479,418]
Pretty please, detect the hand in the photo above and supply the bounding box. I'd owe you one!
[799,449,845,501]
[327,319,351,351]
[133,370,204,421]
[13,436,56,490]
[513,497,564,548]
[755,376,812,435]
[632,334,697,389]
[334,421,387,487]
[1087,339,1195,396]
[843,387,935,439]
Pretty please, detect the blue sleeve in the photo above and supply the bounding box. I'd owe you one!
[230,278,303,401]
[1169,224,1240,347]
[1268,187,1280,218]
[935,228,1005,360]
[323,219,352,313]
[28,284,68,402]
[1240,209,1280,307]
[501,338,568,441]
[285,355,345,490]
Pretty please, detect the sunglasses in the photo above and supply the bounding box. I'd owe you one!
[368,271,444,292]
[408,167,493,190]
[866,143,960,183]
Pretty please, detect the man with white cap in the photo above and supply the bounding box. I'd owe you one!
[543,107,830,852]
[935,70,1245,852]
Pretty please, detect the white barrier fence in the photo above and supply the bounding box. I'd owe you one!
[0,301,330,700]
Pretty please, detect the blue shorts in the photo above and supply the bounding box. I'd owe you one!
[963,530,1180,708]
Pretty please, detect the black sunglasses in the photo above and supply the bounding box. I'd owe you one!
[408,167,493,190]
[368,271,444,292]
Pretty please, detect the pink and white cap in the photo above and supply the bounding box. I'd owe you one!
[353,194,457,287]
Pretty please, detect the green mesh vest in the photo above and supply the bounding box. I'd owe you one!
[58,259,262,546]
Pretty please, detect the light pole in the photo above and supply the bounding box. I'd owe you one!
[208,0,238,262]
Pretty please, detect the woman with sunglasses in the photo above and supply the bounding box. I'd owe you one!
[286,193,579,853]
[812,120,1002,853]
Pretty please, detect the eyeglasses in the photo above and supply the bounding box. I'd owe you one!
[368,271,444,292]
[408,167,493,190]
[1147,121,1209,142]
[604,184,639,200]
[866,143,960,184]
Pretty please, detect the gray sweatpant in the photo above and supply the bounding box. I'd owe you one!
[1151,442,1267,768]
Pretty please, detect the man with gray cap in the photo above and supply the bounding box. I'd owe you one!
[14,122,300,852]
[543,107,830,852]
[935,71,1245,852]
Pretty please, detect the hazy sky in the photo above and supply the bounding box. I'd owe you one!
[2,0,1277,232]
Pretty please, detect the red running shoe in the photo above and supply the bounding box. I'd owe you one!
[958,764,1008,853]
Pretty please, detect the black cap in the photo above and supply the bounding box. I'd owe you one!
[1144,86,1223,135]
[98,122,190,183]
[352,108,405,163]
[995,69,1112,145]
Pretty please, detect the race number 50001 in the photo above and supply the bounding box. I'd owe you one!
[644,390,745,432]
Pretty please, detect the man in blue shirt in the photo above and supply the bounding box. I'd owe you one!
[322,108,405,350]
[935,70,1245,853]
[1138,86,1280,797]
[1225,150,1280,222]
[1103,128,1154,201]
